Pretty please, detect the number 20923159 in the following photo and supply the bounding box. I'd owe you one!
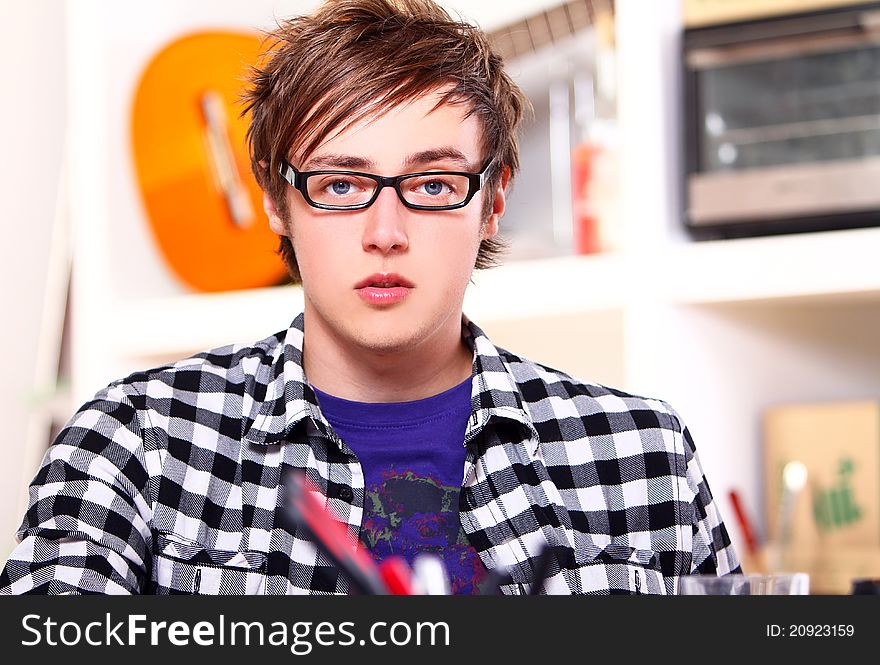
[766,624,854,637]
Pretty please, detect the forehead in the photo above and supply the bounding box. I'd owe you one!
[299,89,483,169]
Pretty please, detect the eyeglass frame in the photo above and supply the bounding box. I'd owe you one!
[277,158,496,211]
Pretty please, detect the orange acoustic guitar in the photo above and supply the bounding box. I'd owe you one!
[131,31,289,292]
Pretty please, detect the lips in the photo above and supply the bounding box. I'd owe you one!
[355,273,414,306]
[354,273,414,289]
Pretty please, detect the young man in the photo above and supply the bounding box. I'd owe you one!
[1,0,739,595]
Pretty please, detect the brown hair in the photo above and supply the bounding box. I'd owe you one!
[243,0,529,282]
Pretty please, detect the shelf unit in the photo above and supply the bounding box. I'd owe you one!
[46,0,880,567]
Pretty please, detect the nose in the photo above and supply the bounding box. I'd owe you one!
[361,185,409,255]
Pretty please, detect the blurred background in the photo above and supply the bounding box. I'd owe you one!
[2,0,880,593]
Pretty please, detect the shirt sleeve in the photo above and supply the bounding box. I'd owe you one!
[677,414,741,576]
[0,384,154,594]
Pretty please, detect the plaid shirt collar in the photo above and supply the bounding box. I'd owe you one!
[243,312,539,453]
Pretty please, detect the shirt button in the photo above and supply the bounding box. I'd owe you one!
[337,486,353,502]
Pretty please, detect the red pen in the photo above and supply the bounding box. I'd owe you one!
[285,471,389,595]
[379,556,415,595]
[728,489,758,557]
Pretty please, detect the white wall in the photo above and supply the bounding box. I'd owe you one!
[0,1,67,559]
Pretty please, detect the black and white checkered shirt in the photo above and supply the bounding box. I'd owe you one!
[1,312,739,594]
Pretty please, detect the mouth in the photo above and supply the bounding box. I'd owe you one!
[354,273,415,289]
[354,273,414,306]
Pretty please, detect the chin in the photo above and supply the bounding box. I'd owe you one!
[353,336,412,356]
[348,313,435,354]
[351,324,421,354]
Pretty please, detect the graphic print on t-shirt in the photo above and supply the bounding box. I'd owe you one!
[360,467,487,595]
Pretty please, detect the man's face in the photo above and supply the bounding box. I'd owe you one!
[265,89,506,357]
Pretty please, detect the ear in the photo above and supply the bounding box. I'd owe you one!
[263,191,289,236]
[481,165,510,240]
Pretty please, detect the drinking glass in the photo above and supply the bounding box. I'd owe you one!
[678,573,809,595]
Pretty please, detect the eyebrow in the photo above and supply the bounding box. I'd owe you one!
[403,148,473,170]
[301,147,474,172]
[302,154,375,171]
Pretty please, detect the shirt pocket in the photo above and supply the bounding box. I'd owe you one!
[151,530,268,595]
[497,544,668,595]
[574,544,667,595]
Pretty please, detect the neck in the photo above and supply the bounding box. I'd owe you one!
[302,308,473,403]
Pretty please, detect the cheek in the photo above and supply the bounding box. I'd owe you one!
[428,227,483,282]
[286,222,329,287]
[430,214,484,252]
[287,210,348,267]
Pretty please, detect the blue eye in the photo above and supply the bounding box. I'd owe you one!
[420,180,448,196]
[331,181,351,195]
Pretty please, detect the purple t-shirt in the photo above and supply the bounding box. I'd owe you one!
[313,378,487,595]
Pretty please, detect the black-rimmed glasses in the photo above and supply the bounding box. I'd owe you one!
[278,158,494,211]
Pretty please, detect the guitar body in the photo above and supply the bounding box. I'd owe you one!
[131,31,288,292]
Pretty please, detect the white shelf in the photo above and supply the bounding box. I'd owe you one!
[109,226,880,362]
[661,227,880,307]
[465,252,632,319]
[114,284,304,361]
